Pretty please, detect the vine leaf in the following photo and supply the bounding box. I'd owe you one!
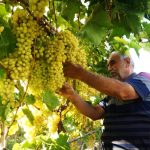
[80,23,107,44]
[143,22,150,38]
[22,108,34,124]
[42,90,59,111]
[109,26,129,40]
[61,0,81,22]
[0,67,6,80]
[80,3,112,44]
[56,15,71,29]
[0,17,17,60]
[56,132,70,150]
[0,4,9,17]
[129,41,141,55]
[126,14,141,34]
[25,94,35,105]
[21,140,36,149]
[0,96,7,120]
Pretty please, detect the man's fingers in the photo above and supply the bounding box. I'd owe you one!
[59,83,70,92]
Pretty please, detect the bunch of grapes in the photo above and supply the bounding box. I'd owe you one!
[44,30,87,92]
[0,9,43,107]
[33,114,47,133]
[46,39,66,92]
[29,0,48,18]
[2,9,40,80]
[48,112,60,133]
[1,7,98,110]
[29,60,49,95]
[0,78,16,107]
[29,29,98,98]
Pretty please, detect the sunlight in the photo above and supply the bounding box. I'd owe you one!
[130,48,150,73]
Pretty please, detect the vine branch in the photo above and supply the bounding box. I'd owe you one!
[8,0,57,36]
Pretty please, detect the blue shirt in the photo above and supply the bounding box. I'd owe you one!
[100,72,150,149]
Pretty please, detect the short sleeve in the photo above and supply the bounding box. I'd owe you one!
[126,73,150,101]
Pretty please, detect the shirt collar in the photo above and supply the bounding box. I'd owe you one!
[125,72,136,81]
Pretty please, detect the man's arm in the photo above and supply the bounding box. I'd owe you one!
[63,62,139,100]
[60,83,105,120]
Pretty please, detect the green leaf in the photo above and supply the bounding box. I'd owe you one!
[129,41,141,53]
[114,36,128,45]
[0,17,16,59]
[109,26,130,40]
[0,67,6,80]
[63,116,76,132]
[90,3,112,27]
[126,14,142,34]
[80,3,112,44]
[61,0,81,22]
[42,90,59,111]
[0,16,10,28]
[0,4,9,17]
[21,140,36,149]
[22,108,34,124]
[5,3,11,13]
[56,132,70,150]
[143,22,150,38]
[25,94,35,105]
[80,23,107,44]
[56,15,71,28]
[0,96,7,120]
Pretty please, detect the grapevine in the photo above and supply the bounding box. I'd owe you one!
[0,0,110,149]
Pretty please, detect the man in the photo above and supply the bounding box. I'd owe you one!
[60,51,150,150]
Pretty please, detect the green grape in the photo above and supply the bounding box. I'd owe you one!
[0,78,16,107]
[48,113,60,133]
[3,9,41,80]
[29,0,48,18]
[29,60,48,95]
[33,115,47,133]
[32,29,47,59]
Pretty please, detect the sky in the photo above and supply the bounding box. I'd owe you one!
[130,49,150,73]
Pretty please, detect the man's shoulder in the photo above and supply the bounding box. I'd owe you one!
[126,72,150,81]
[137,72,150,80]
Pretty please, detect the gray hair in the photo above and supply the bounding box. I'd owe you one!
[111,51,135,68]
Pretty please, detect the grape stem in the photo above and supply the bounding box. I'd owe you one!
[4,0,57,36]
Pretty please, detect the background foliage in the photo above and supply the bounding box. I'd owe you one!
[0,0,149,149]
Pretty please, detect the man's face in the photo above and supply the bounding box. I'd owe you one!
[107,53,128,80]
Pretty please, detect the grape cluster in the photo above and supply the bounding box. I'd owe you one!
[0,78,15,106]
[46,39,66,92]
[2,9,40,80]
[1,7,97,111]
[29,30,88,94]
[0,9,41,107]
[33,114,47,133]
[29,0,48,18]
[29,60,49,95]
[48,113,60,133]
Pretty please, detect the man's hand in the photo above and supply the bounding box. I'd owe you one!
[63,62,84,79]
[59,83,76,99]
